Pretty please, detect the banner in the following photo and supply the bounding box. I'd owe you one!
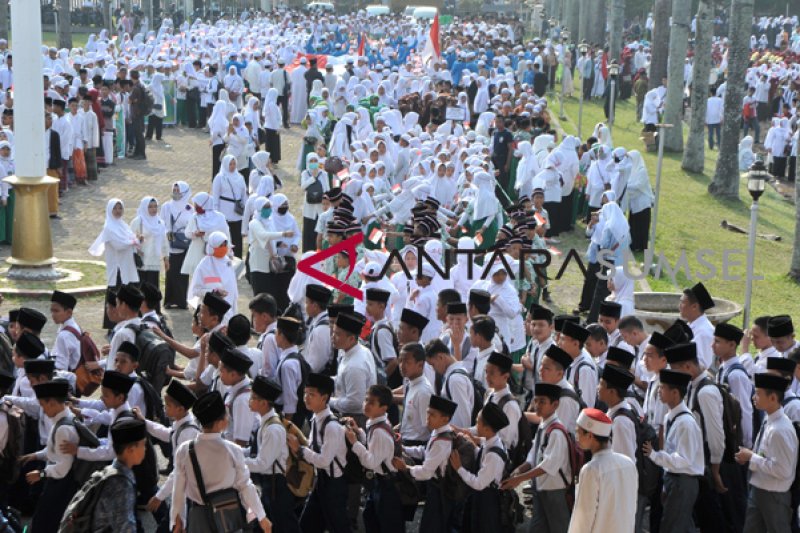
[163,79,177,126]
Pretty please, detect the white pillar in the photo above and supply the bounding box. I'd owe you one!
[10,0,46,179]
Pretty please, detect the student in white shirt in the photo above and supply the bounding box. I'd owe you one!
[113,341,147,416]
[537,345,582,434]
[714,323,754,447]
[171,391,269,533]
[735,373,799,533]
[393,395,458,531]
[678,282,716,371]
[103,284,143,371]
[245,376,300,533]
[304,284,333,373]
[706,89,724,150]
[20,380,80,532]
[425,339,475,429]
[396,343,434,446]
[517,304,555,396]
[767,314,799,358]
[330,312,376,420]
[642,332,672,437]
[450,402,509,532]
[502,382,572,533]
[560,321,597,409]
[224,313,263,378]
[644,369,704,533]
[568,408,638,533]
[217,347,255,446]
[598,365,637,462]
[766,357,800,421]
[345,384,404,533]
[287,373,351,533]
[49,290,82,372]
[740,315,779,376]
[272,316,306,426]
[473,351,521,451]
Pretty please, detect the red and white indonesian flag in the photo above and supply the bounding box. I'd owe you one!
[422,14,441,63]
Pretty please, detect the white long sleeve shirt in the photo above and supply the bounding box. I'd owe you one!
[441,362,475,429]
[749,407,798,492]
[404,424,453,481]
[400,375,434,443]
[301,407,348,478]
[51,317,82,371]
[351,414,397,474]
[330,343,376,415]
[607,402,638,463]
[35,408,79,479]
[649,403,704,476]
[718,358,754,448]
[303,312,331,373]
[456,435,506,490]
[275,348,302,415]
[687,374,725,465]
[244,410,289,475]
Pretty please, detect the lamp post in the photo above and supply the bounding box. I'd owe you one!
[559,31,569,121]
[648,123,673,256]
[577,42,588,138]
[608,60,620,131]
[742,158,768,330]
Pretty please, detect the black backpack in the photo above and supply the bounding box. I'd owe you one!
[720,362,764,445]
[346,420,404,484]
[569,359,595,408]
[692,377,744,464]
[610,407,661,497]
[275,351,312,423]
[141,314,173,340]
[127,324,176,392]
[445,362,486,425]
[437,431,507,502]
[58,464,135,533]
[135,377,167,425]
[790,422,800,512]
[51,417,105,486]
[368,322,400,387]
[0,403,24,483]
[497,393,533,470]
[140,84,155,116]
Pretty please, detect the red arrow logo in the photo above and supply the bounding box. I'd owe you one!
[297,233,365,300]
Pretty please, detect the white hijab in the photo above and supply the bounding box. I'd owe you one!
[89,198,137,256]
[600,200,629,242]
[192,192,227,232]
[136,196,167,246]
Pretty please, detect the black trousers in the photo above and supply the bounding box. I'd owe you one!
[212,143,225,180]
[146,115,163,140]
[299,473,351,533]
[419,479,456,533]
[227,220,243,258]
[277,94,290,127]
[254,474,301,533]
[31,474,78,532]
[303,216,317,252]
[364,477,406,533]
[629,207,651,252]
[789,156,797,182]
[773,156,788,179]
[131,115,146,156]
[543,201,562,236]
[586,266,612,324]
[463,486,502,533]
[578,261,601,311]
[164,251,189,308]
[559,191,574,233]
[186,91,200,128]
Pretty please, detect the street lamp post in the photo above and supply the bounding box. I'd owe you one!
[577,42,588,138]
[742,159,768,330]
[648,123,673,255]
[559,32,569,121]
[608,61,620,131]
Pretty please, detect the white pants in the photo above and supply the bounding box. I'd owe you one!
[102,131,114,165]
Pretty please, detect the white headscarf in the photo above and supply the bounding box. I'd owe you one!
[473,171,498,221]
[192,192,227,232]
[167,181,192,218]
[600,200,629,242]
[89,198,137,256]
[207,100,229,133]
[135,196,167,246]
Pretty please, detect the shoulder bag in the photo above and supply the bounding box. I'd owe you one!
[187,441,249,533]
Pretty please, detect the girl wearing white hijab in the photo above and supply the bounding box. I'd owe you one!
[739,136,755,171]
[514,140,540,201]
[208,100,229,178]
[625,150,654,252]
[608,265,635,318]
[473,76,490,116]
[248,196,297,299]
[329,112,357,159]
[181,192,230,276]
[212,154,248,258]
[458,171,502,250]
[145,72,166,141]
[130,195,169,288]
[586,195,631,322]
[262,88,282,164]
[265,193,299,312]
[188,230,238,318]
[224,113,250,174]
[161,181,194,308]
[218,88,237,120]
[223,65,244,108]
[300,152,330,251]
[90,198,140,328]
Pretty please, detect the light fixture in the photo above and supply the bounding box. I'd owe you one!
[608,61,620,77]
[747,159,768,202]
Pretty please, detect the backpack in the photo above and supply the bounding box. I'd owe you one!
[610,407,661,497]
[720,362,764,445]
[369,322,400,386]
[275,351,311,423]
[142,314,173,340]
[51,417,105,486]
[0,331,13,376]
[0,403,24,483]
[743,101,756,120]
[559,386,588,410]
[140,84,155,116]
[63,327,103,397]
[542,421,587,511]
[135,377,167,425]
[116,410,159,493]
[58,464,135,533]
[280,417,316,498]
[314,414,353,480]
[692,377,743,464]
[359,337,389,386]
[497,393,533,470]
[346,420,404,484]
[445,363,486,425]
[569,360,595,408]
[126,324,176,392]
[789,422,800,511]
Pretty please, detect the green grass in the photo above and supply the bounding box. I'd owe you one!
[0,260,107,292]
[556,93,800,325]
[10,32,94,49]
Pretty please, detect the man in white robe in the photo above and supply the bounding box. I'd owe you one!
[289,62,308,124]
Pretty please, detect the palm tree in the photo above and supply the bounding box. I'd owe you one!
[57,0,72,50]
[662,0,691,152]
[681,0,713,173]
[709,0,755,199]
[608,0,625,62]
[648,0,671,90]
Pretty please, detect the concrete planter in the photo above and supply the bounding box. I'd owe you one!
[634,291,743,332]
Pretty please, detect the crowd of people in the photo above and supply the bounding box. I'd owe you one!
[0,6,799,533]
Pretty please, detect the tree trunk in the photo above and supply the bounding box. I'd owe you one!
[102,0,112,32]
[681,0,712,173]
[648,0,671,90]
[578,0,591,43]
[791,177,800,281]
[709,0,754,199]
[564,0,579,36]
[0,0,8,42]
[662,0,691,152]
[57,0,72,50]
[585,0,605,46]
[608,0,625,62]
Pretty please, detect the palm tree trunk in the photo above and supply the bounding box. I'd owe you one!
[564,0,579,36]
[608,0,625,62]
[648,0,671,90]
[0,0,8,41]
[662,0,691,152]
[578,0,591,43]
[681,0,712,173]
[709,0,754,199]
[57,0,72,50]
[791,180,800,280]
[587,0,606,46]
